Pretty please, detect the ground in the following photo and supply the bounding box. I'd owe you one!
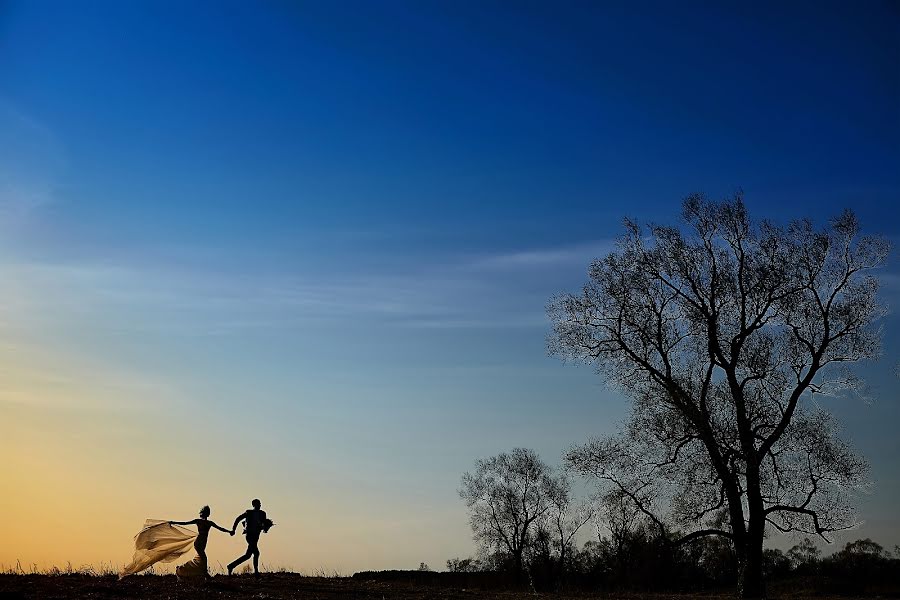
[0,574,740,600]
[0,574,876,600]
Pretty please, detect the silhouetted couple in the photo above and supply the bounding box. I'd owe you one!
[120,498,273,580]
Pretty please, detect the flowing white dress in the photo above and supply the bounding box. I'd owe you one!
[175,553,208,579]
[120,520,197,578]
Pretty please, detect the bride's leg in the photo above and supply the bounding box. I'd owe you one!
[198,549,209,578]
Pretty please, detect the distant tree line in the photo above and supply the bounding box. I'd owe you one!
[451,466,899,595]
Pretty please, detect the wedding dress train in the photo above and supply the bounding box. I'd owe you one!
[120,520,197,578]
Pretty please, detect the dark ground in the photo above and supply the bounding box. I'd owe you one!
[0,574,884,600]
[0,574,742,600]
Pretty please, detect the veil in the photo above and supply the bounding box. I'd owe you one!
[119,519,197,578]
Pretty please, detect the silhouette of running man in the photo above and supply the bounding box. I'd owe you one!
[227,499,268,576]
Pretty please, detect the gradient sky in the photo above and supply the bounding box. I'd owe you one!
[1,0,899,573]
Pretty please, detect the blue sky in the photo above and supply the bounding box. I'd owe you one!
[0,0,898,571]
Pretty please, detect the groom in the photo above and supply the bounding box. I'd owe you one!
[227,499,268,576]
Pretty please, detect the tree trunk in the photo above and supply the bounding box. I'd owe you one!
[738,537,765,599]
[739,471,767,599]
[512,549,524,582]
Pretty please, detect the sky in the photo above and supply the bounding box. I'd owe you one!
[1,0,899,573]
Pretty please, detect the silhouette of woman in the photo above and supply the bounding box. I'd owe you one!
[169,505,230,579]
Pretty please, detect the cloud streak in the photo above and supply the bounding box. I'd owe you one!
[0,239,615,339]
[0,102,66,233]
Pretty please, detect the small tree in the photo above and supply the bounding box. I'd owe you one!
[544,473,594,573]
[597,489,644,583]
[549,195,889,598]
[828,538,891,584]
[762,548,791,579]
[787,537,821,571]
[459,448,556,578]
[446,556,482,572]
[837,538,886,560]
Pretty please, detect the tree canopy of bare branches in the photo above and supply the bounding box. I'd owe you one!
[548,195,890,598]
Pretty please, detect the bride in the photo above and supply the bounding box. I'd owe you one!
[119,505,231,579]
[169,505,232,579]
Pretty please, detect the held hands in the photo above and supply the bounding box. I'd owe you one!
[230,528,235,536]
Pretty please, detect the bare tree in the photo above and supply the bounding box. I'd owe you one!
[597,489,643,577]
[459,448,555,578]
[543,473,594,572]
[548,195,889,598]
[787,537,821,571]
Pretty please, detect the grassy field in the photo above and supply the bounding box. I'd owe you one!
[0,573,750,600]
[0,573,886,600]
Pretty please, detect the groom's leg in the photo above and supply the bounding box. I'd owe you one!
[248,535,261,575]
[227,546,253,574]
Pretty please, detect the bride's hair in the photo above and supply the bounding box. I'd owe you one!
[199,505,211,517]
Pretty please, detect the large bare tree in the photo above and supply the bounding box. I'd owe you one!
[548,195,889,598]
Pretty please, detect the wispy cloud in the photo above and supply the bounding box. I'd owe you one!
[0,240,614,338]
[0,179,54,224]
[0,101,66,232]
[466,241,613,271]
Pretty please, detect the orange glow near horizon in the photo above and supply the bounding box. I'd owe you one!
[0,347,471,574]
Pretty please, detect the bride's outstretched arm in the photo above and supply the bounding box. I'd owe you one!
[168,519,197,526]
[210,521,230,534]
